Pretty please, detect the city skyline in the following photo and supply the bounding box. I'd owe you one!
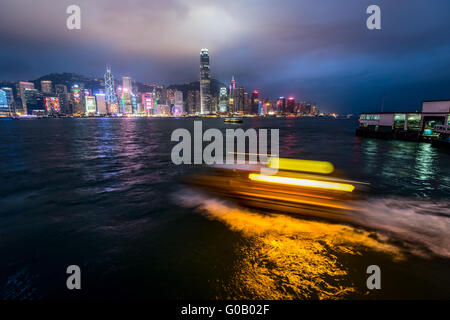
[1,0,450,113]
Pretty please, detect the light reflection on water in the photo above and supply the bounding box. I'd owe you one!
[179,193,403,299]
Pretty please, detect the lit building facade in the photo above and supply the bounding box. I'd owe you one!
[44,97,60,114]
[200,49,211,114]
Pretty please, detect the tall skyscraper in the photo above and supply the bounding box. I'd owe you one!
[23,89,44,114]
[287,97,295,113]
[104,66,117,107]
[1,87,14,114]
[276,97,286,114]
[251,90,260,114]
[41,80,52,93]
[122,77,132,91]
[43,97,60,114]
[219,87,228,113]
[95,93,107,114]
[172,91,183,116]
[0,89,9,115]
[18,81,35,114]
[200,48,211,114]
[85,96,97,114]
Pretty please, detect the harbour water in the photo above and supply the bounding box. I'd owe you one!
[0,117,449,299]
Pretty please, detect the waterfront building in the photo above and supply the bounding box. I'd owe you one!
[43,97,60,114]
[1,87,15,114]
[23,89,44,115]
[200,48,211,114]
[18,81,35,114]
[71,84,84,115]
[219,87,228,113]
[84,96,97,114]
[104,66,118,110]
[41,80,52,94]
[95,93,107,114]
[55,84,70,114]
[251,91,260,114]
[0,89,9,115]
[287,97,295,114]
[172,91,183,116]
[276,97,286,114]
[357,100,450,139]
[142,93,153,115]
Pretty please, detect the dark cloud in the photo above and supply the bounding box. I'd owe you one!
[0,0,449,113]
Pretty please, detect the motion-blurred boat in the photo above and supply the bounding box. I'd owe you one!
[185,158,367,223]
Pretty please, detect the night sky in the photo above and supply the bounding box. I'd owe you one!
[1,0,449,113]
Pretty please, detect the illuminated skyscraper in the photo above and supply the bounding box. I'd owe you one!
[1,87,14,114]
[172,91,183,116]
[287,97,295,113]
[142,93,153,115]
[71,84,84,115]
[0,89,9,115]
[276,97,286,114]
[95,93,107,114]
[251,90,260,114]
[18,81,35,114]
[122,77,132,91]
[104,66,117,105]
[219,87,228,113]
[41,80,52,93]
[200,48,211,114]
[43,97,60,114]
[85,96,97,114]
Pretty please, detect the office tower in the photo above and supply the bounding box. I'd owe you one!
[23,89,44,114]
[18,81,35,114]
[152,90,158,114]
[95,93,107,114]
[41,80,52,94]
[85,96,96,114]
[200,48,211,114]
[71,85,84,115]
[172,91,183,116]
[219,87,228,113]
[251,90,260,114]
[287,97,295,113]
[122,77,132,91]
[0,89,9,115]
[55,84,70,114]
[229,76,236,91]
[131,93,137,114]
[142,93,153,115]
[234,86,244,114]
[186,90,200,114]
[104,66,117,106]
[43,97,61,114]
[276,97,286,114]
[1,87,15,114]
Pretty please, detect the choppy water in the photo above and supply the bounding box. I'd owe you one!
[0,117,449,299]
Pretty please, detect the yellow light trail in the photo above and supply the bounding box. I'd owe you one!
[268,158,334,174]
[248,174,355,192]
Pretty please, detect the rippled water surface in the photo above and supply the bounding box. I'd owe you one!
[0,117,449,299]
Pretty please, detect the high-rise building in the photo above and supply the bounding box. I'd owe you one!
[18,81,35,114]
[172,91,183,116]
[251,90,260,114]
[287,97,295,113]
[104,66,117,107]
[186,90,200,114]
[200,48,211,114]
[1,87,14,114]
[55,84,71,114]
[122,77,132,91]
[276,97,286,114]
[41,80,52,94]
[85,96,97,114]
[43,97,60,114]
[95,93,107,114]
[142,93,153,115]
[23,89,44,114]
[71,84,84,115]
[0,89,9,115]
[219,87,228,113]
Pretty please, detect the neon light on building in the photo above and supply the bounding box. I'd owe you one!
[44,97,61,113]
